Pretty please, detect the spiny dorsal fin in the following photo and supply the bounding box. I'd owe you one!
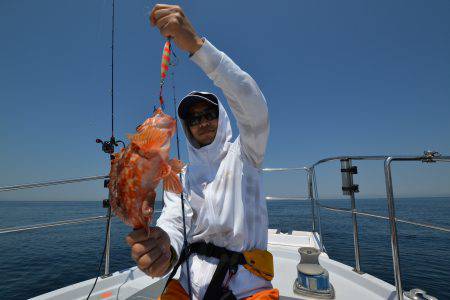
[128,126,167,150]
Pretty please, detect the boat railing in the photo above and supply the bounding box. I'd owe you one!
[264,150,450,300]
[1,151,449,299]
[0,175,109,192]
[0,174,160,277]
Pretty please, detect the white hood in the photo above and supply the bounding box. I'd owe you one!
[179,97,232,185]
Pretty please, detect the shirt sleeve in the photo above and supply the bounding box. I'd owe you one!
[155,189,193,260]
[190,38,270,167]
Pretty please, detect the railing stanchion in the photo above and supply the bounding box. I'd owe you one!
[349,192,362,273]
[104,204,112,277]
[103,206,111,277]
[307,168,316,232]
[384,157,403,300]
[316,202,324,252]
[102,197,112,278]
[340,158,362,273]
[312,168,325,252]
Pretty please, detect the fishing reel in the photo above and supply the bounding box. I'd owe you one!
[96,136,125,207]
[96,136,125,157]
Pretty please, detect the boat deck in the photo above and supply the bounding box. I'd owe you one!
[31,230,401,300]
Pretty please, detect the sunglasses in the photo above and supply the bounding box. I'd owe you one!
[186,108,219,127]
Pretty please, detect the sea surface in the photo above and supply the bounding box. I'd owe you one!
[0,197,449,299]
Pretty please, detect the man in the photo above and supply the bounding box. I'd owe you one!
[126,4,276,299]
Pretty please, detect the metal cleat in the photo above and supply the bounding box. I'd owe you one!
[422,150,441,163]
[404,288,437,300]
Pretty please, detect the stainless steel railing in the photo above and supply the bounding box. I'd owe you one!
[312,156,387,274]
[0,175,113,275]
[318,204,450,233]
[383,153,450,299]
[0,215,108,234]
[0,175,109,192]
[263,167,316,232]
[1,175,138,278]
[263,151,450,300]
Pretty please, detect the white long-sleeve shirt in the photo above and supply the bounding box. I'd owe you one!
[156,38,270,299]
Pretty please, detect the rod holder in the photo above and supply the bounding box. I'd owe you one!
[422,150,441,163]
[340,159,359,195]
[102,205,112,278]
[102,198,110,208]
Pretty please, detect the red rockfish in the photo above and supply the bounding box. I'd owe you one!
[108,107,184,231]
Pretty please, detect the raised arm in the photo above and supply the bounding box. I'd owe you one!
[190,39,269,166]
[150,4,269,167]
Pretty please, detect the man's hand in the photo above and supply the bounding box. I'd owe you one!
[126,226,172,277]
[150,4,204,55]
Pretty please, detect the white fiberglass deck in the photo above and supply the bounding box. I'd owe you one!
[31,229,400,300]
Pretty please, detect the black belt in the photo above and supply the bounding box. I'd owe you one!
[164,242,246,300]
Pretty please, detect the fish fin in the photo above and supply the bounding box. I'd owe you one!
[163,170,183,194]
[129,126,167,149]
[157,161,172,180]
[168,158,185,174]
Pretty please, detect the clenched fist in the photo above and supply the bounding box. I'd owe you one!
[150,4,204,55]
[126,226,174,277]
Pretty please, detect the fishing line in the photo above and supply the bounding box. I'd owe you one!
[169,44,193,300]
[170,47,181,160]
[157,38,192,300]
[110,0,116,138]
[86,215,111,300]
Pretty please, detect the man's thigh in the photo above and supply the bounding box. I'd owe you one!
[158,279,189,300]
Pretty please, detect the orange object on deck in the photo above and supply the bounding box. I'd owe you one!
[158,280,279,300]
[242,288,279,300]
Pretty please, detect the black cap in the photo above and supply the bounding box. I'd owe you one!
[178,91,218,119]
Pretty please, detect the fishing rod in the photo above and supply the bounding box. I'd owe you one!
[89,0,122,299]
[96,0,124,155]
[91,2,192,298]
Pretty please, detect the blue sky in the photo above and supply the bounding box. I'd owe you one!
[1,0,449,201]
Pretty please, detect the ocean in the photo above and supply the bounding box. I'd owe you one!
[0,198,449,299]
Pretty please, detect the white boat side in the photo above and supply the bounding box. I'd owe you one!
[30,230,402,300]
